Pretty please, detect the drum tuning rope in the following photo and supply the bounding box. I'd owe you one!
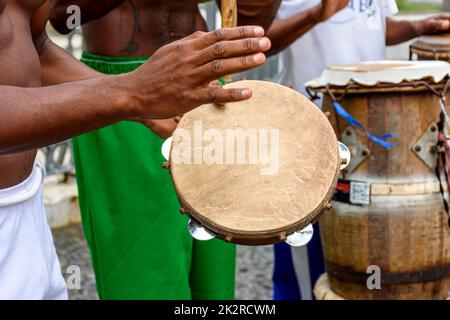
[419,78,450,228]
[305,86,321,101]
[325,85,394,149]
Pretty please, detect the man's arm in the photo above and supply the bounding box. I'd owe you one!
[49,0,125,34]
[31,0,101,84]
[266,0,349,56]
[1,25,271,155]
[0,75,135,155]
[28,33,177,140]
[234,0,281,31]
[40,3,181,139]
[386,15,450,46]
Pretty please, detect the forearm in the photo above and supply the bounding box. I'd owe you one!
[266,5,321,56]
[50,0,126,34]
[235,0,281,31]
[386,18,419,46]
[38,35,176,139]
[0,75,136,155]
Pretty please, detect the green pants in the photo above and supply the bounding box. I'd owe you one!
[73,52,236,300]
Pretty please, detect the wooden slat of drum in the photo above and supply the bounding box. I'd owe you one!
[365,94,390,299]
[371,181,445,195]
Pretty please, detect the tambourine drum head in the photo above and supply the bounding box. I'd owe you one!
[169,80,339,245]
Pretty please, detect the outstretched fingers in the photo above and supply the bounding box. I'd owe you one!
[194,37,271,65]
[193,53,266,85]
[191,26,265,49]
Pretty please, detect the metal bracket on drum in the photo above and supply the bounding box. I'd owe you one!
[412,122,438,170]
[340,127,371,174]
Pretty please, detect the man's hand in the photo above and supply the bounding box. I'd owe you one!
[316,0,350,22]
[127,26,271,119]
[136,118,178,139]
[414,14,450,36]
[388,14,450,45]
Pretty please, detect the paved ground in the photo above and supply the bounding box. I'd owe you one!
[53,224,98,300]
[53,224,274,300]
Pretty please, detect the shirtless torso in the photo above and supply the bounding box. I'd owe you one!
[51,0,280,57]
[0,0,49,188]
[83,0,202,57]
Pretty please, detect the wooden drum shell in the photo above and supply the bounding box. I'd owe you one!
[411,40,450,62]
[320,86,450,300]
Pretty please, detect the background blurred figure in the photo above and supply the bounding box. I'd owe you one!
[267,0,450,300]
[50,0,280,300]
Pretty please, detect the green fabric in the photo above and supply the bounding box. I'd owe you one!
[73,51,236,300]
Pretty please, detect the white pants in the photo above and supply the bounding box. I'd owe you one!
[0,159,68,300]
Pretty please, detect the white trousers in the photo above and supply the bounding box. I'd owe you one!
[0,159,68,300]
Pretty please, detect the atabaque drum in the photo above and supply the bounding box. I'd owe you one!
[411,33,450,61]
[306,61,450,300]
[161,80,350,246]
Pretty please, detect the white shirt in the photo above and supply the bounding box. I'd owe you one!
[276,0,399,99]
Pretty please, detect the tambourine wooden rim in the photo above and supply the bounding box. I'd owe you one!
[171,172,339,245]
[167,80,341,245]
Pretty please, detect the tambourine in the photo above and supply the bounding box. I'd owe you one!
[161,80,350,246]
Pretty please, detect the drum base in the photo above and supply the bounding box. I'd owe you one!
[313,274,345,300]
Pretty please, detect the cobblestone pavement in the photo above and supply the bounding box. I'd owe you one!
[236,245,274,300]
[53,224,274,300]
[53,224,98,300]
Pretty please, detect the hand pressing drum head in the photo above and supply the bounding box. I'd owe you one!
[128,26,271,119]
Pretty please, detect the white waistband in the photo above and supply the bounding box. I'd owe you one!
[0,157,45,207]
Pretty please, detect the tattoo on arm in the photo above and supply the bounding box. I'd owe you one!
[0,0,6,14]
[120,0,141,54]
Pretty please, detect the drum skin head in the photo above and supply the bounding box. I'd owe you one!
[169,80,339,245]
[306,60,450,90]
